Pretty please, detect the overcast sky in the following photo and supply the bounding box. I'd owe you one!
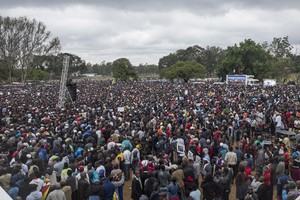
[1,0,300,65]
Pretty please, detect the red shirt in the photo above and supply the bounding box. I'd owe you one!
[284,152,290,165]
[264,171,271,185]
[245,167,252,181]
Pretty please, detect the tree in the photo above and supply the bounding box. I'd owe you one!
[217,39,272,80]
[68,54,87,75]
[158,45,205,76]
[0,58,8,81]
[201,46,226,77]
[158,53,178,77]
[90,61,114,76]
[135,64,159,75]
[112,58,138,81]
[269,36,293,58]
[30,53,86,80]
[28,68,48,81]
[290,55,300,73]
[163,60,206,83]
[0,16,61,84]
[158,45,226,79]
[177,45,205,62]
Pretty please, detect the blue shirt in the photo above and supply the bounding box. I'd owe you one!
[101,178,115,200]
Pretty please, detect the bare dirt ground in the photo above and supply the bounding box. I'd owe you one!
[122,168,278,200]
[122,173,238,200]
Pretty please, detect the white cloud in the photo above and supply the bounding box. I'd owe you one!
[1,1,300,65]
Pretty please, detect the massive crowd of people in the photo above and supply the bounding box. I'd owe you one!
[1,80,300,200]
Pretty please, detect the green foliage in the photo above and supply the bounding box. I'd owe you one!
[266,57,291,80]
[158,45,205,74]
[177,45,205,61]
[112,58,138,81]
[135,64,159,75]
[86,61,114,76]
[28,68,48,80]
[163,60,206,83]
[158,45,225,78]
[158,53,179,77]
[0,16,61,84]
[217,39,272,80]
[29,53,86,78]
[0,58,8,81]
[269,36,293,58]
[290,55,300,73]
[202,46,226,76]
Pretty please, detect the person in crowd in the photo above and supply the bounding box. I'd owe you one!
[250,173,261,193]
[257,176,269,200]
[201,173,222,200]
[277,169,293,200]
[101,176,116,200]
[65,169,76,200]
[77,172,89,200]
[131,168,143,200]
[236,165,247,200]
[282,180,299,200]
[1,80,300,200]
[245,186,258,200]
[171,164,185,199]
[26,184,42,200]
[46,184,66,200]
[168,176,180,200]
[189,183,201,200]
[225,147,237,177]
[158,164,171,193]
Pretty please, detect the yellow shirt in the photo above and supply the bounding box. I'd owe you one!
[117,152,124,161]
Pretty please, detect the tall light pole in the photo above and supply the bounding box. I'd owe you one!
[57,55,70,109]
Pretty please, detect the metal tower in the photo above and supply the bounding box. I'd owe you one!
[57,55,70,109]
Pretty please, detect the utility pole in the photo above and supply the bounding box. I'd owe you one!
[57,55,70,109]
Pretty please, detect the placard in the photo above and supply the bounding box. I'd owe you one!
[117,107,125,112]
[177,143,185,154]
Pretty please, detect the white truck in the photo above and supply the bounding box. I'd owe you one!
[226,74,260,86]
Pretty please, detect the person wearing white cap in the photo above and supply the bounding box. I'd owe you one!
[219,143,227,159]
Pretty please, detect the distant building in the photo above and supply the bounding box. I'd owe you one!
[82,73,97,77]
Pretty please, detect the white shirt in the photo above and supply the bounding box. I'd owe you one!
[225,151,237,165]
[123,149,132,164]
[137,130,144,139]
[107,141,116,150]
[189,189,201,200]
[276,115,282,128]
[176,138,184,145]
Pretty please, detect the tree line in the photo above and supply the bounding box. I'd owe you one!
[1,15,300,83]
[159,37,300,82]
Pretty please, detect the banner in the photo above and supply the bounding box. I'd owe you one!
[263,79,276,87]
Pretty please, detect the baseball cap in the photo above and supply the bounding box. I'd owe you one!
[78,166,84,172]
[288,181,296,189]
